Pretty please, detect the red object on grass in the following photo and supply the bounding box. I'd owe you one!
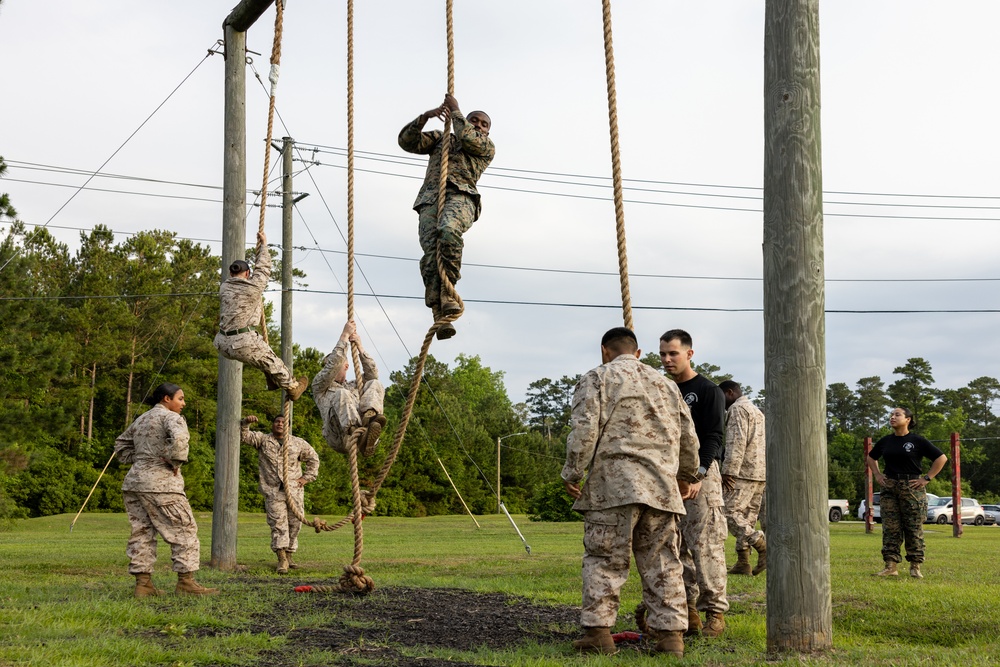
[293,585,313,593]
[612,631,641,643]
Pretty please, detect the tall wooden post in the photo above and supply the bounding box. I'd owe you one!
[212,0,276,571]
[863,437,873,534]
[951,433,962,537]
[280,137,294,422]
[763,0,831,653]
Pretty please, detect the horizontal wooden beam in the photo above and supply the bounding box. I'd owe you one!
[223,0,275,33]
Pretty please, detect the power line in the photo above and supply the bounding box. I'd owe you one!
[6,219,1000,285]
[4,287,999,315]
[0,43,220,275]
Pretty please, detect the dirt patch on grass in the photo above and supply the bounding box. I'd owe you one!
[241,582,581,666]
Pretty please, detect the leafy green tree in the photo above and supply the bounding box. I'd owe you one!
[888,358,935,426]
[855,376,889,436]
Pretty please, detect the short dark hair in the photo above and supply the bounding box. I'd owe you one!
[718,380,741,394]
[145,382,182,406]
[468,110,491,124]
[660,329,692,347]
[895,406,916,428]
[229,259,251,276]
[601,327,638,354]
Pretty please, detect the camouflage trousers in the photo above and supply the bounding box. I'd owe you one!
[123,491,201,574]
[679,480,730,613]
[416,192,477,308]
[880,480,929,564]
[214,331,297,391]
[723,478,765,551]
[580,504,688,632]
[264,486,304,553]
[322,379,386,454]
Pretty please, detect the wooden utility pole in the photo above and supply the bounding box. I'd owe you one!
[280,136,294,423]
[763,0,831,654]
[212,0,276,571]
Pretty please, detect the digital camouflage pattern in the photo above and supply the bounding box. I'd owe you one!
[116,404,201,573]
[561,354,699,513]
[679,462,730,614]
[723,478,765,551]
[580,505,688,632]
[213,244,298,391]
[880,480,929,564]
[399,111,495,307]
[312,340,385,454]
[722,395,766,550]
[563,353,699,632]
[721,395,765,481]
[241,425,319,553]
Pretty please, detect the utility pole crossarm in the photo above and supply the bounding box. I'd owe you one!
[224,0,276,33]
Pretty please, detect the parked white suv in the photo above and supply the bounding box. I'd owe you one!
[926,497,986,525]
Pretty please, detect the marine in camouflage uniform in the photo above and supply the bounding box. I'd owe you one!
[312,321,386,456]
[213,230,307,398]
[115,384,216,596]
[240,414,319,572]
[562,328,699,656]
[398,94,494,339]
[720,382,766,575]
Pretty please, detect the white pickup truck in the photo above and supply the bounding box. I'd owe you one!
[828,499,849,522]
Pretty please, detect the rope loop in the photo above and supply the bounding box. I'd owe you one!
[339,564,376,595]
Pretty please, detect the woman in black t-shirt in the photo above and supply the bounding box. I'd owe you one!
[866,407,947,579]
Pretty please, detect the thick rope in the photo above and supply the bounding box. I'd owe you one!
[601,0,633,330]
[345,0,364,382]
[255,0,285,343]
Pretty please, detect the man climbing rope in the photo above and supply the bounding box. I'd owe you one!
[312,320,386,457]
[398,94,495,340]
[562,327,700,658]
[214,230,309,400]
[240,413,320,574]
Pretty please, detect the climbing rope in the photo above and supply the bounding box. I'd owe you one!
[254,0,285,343]
[601,0,633,330]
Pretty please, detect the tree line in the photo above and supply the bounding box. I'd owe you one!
[2,162,998,524]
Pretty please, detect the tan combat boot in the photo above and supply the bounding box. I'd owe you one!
[875,561,899,576]
[703,612,726,638]
[684,603,702,637]
[286,376,310,401]
[729,548,753,575]
[650,629,685,658]
[910,563,923,579]
[440,294,462,316]
[133,573,164,598]
[175,571,219,595]
[571,627,617,655]
[751,534,767,576]
[276,549,290,575]
[286,551,300,570]
[361,410,387,457]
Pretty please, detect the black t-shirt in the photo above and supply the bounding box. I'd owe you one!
[869,433,944,476]
[675,374,726,469]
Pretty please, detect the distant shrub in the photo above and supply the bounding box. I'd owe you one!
[527,480,582,522]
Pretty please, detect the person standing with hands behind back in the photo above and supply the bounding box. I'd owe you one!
[867,407,947,578]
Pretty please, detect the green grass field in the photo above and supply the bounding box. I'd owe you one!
[1,513,998,666]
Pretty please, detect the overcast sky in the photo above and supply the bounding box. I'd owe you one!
[2,1,999,406]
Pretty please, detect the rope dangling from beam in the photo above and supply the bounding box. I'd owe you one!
[255,0,285,343]
[433,0,463,332]
[601,0,633,330]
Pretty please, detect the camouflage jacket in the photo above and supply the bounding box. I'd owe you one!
[398,110,495,217]
[240,426,320,496]
[115,404,190,494]
[312,339,379,417]
[218,244,271,331]
[721,395,766,481]
[561,354,700,513]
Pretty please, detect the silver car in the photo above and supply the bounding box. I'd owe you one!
[982,504,1000,526]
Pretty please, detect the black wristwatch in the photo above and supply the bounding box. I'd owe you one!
[922,475,932,482]
[694,466,708,481]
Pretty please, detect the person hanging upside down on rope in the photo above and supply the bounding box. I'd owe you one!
[214,230,309,400]
[398,94,495,340]
[240,413,320,574]
[312,320,386,457]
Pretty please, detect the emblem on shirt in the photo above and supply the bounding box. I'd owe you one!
[684,392,698,406]
[903,442,915,453]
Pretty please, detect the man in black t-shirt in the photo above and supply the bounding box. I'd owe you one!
[659,329,728,638]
